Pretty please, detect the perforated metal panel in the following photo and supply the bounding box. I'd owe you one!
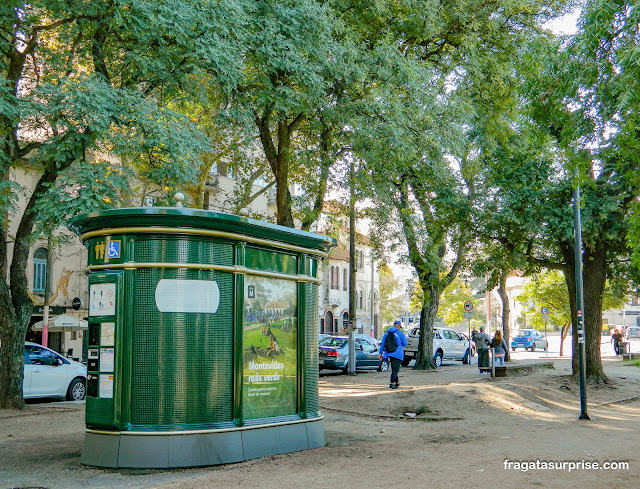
[129,238,235,429]
[86,396,115,427]
[134,236,234,266]
[305,284,320,416]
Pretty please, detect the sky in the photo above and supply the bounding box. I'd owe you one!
[545,9,581,36]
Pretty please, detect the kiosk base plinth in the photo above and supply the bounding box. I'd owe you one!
[81,418,325,469]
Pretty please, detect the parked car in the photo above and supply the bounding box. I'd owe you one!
[459,332,476,356]
[510,329,547,352]
[403,327,473,367]
[626,327,640,340]
[23,342,87,400]
[318,335,380,373]
[357,333,380,348]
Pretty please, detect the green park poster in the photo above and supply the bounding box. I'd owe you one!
[242,277,297,419]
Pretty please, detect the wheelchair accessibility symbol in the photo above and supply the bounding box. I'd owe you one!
[106,240,121,258]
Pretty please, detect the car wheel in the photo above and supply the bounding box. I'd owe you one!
[511,346,516,351]
[379,359,390,372]
[433,352,443,368]
[462,349,470,364]
[531,344,536,352]
[67,378,86,401]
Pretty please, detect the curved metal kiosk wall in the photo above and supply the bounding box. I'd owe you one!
[68,208,335,469]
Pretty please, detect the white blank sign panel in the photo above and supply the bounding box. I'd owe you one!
[155,279,220,314]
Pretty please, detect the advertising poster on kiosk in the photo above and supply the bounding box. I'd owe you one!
[242,277,297,419]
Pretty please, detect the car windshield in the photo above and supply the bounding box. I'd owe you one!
[319,337,348,348]
[515,330,533,337]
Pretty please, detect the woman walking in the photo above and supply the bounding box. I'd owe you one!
[492,329,508,366]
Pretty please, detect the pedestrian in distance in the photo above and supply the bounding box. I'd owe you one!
[473,325,491,373]
[379,320,408,389]
[611,329,623,355]
[491,329,508,366]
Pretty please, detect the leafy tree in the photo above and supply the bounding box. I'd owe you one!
[0,0,246,408]
[517,270,627,356]
[514,2,640,382]
[408,278,480,327]
[358,0,562,369]
[378,263,404,325]
[437,277,480,327]
[225,0,341,228]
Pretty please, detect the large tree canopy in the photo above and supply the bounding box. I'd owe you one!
[356,0,563,369]
[508,1,640,382]
[0,0,247,408]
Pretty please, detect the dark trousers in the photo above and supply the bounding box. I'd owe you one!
[390,357,401,384]
[477,348,490,370]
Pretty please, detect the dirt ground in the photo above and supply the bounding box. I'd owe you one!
[1,356,639,489]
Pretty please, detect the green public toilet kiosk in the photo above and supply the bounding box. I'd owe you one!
[68,207,335,468]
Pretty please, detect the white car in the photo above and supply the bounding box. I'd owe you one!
[403,327,473,367]
[23,342,87,401]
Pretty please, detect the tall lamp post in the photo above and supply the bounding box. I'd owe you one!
[348,158,356,375]
[573,173,589,420]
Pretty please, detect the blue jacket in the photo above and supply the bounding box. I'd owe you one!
[379,327,408,361]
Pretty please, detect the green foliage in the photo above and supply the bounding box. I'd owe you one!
[437,278,480,326]
[0,0,250,408]
[378,263,405,325]
[517,270,628,330]
[516,271,571,330]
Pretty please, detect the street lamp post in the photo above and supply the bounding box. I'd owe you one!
[573,176,589,420]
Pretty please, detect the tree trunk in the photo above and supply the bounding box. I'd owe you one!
[0,280,28,409]
[582,243,608,382]
[561,242,579,375]
[497,270,510,361]
[561,240,608,382]
[0,165,69,407]
[560,322,571,357]
[255,112,297,228]
[414,283,438,370]
[300,119,331,231]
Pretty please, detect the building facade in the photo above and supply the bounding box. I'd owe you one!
[318,233,380,338]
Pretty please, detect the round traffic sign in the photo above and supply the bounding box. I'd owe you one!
[464,301,473,312]
[541,306,548,314]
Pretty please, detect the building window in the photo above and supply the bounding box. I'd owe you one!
[331,266,340,290]
[33,248,47,293]
[632,295,639,306]
[358,290,363,309]
[343,269,348,291]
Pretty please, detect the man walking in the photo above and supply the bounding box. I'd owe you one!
[473,325,491,373]
[379,320,408,389]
